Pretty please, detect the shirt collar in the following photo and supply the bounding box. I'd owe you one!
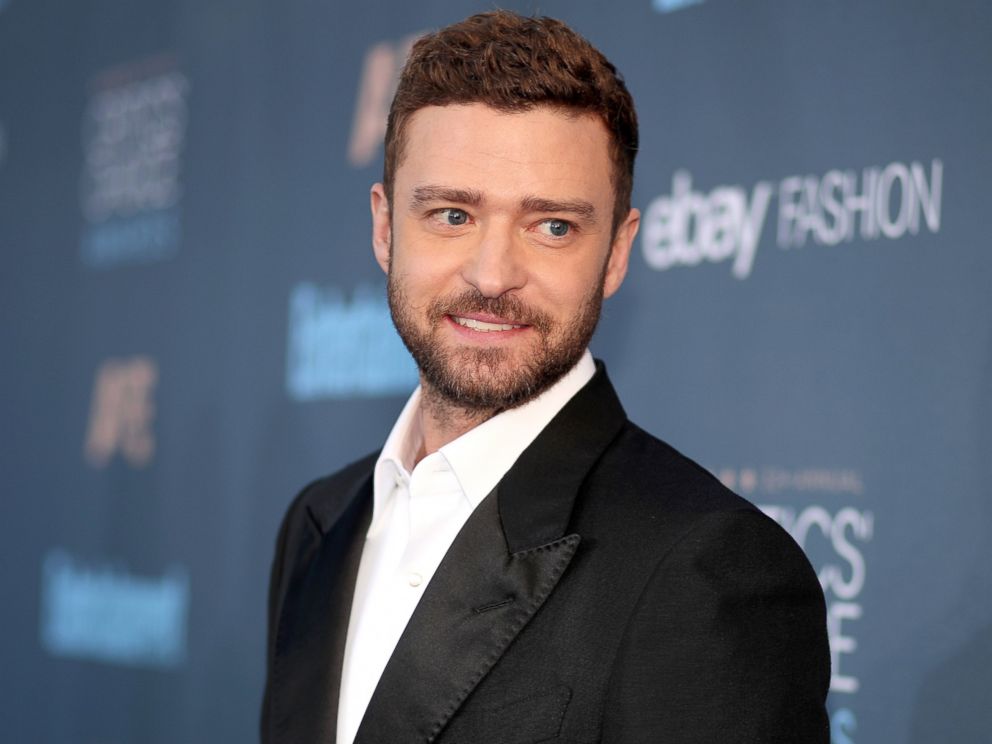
[372,384,424,525]
[440,351,595,508]
[372,350,596,521]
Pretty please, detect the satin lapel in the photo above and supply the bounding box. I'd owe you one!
[355,492,580,744]
[498,362,627,552]
[271,475,372,744]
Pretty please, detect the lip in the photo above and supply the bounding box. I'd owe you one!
[451,312,528,326]
[444,314,531,340]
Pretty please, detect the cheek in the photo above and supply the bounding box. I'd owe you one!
[394,234,479,294]
[528,256,606,311]
[389,252,460,309]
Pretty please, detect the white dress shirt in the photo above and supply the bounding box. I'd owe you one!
[336,351,596,744]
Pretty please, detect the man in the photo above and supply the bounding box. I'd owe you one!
[262,10,830,744]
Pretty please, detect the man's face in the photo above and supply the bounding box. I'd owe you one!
[371,103,639,411]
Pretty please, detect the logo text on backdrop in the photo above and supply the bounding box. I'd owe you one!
[80,55,188,269]
[720,465,871,744]
[40,549,189,668]
[348,33,422,168]
[286,283,418,400]
[642,159,943,279]
[85,356,158,468]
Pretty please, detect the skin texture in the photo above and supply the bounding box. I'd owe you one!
[370,104,640,456]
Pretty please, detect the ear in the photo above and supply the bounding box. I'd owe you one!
[603,207,639,299]
[370,182,391,274]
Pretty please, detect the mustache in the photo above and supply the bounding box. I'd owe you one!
[428,289,552,332]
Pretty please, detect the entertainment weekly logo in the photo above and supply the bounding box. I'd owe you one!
[40,549,189,668]
[286,282,417,400]
[641,159,943,279]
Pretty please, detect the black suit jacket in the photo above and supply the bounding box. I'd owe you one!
[262,365,830,743]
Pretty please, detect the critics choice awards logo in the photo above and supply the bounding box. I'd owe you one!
[720,466,871,744]
[79,54,188,269]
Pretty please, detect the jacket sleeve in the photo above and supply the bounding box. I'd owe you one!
[259,492,303,744]
[601,508,831,743]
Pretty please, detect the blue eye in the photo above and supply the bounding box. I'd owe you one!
[442,208,468,225]
[541,219,570,237]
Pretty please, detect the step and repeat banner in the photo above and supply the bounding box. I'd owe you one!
[2,0,989,742]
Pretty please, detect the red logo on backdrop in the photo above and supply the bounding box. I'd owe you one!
[85,357,158,468]
[347,33,422,168]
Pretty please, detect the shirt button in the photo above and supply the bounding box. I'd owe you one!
[408,572,423,587]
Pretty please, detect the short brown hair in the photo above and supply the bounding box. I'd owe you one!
[383,10,638,233]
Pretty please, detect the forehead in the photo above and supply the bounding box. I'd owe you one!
[394,104,614,207]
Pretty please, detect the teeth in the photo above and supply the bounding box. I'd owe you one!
[453,316,523,332]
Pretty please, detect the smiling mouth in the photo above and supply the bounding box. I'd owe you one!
[450,316,526,332]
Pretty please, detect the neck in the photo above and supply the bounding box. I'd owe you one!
[414,384,496,464]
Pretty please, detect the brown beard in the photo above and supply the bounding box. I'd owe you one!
[387,270,605,413]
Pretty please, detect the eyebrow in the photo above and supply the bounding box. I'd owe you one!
[410,185,483,210]
[409,185,598,224]
[520,195,597,222]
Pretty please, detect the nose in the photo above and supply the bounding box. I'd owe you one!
[460,223,526,298]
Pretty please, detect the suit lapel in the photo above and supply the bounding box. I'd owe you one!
[356,363,627,744]
[355,493,580,744]
[271,473,372,744]
[497,362,627,553]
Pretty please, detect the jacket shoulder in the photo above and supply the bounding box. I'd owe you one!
[281,451,379,528]
[580,420,817,577]
[592,420,756,517]
[585,423,830,738]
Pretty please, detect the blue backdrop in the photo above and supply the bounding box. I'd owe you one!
[2,1,990,742]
